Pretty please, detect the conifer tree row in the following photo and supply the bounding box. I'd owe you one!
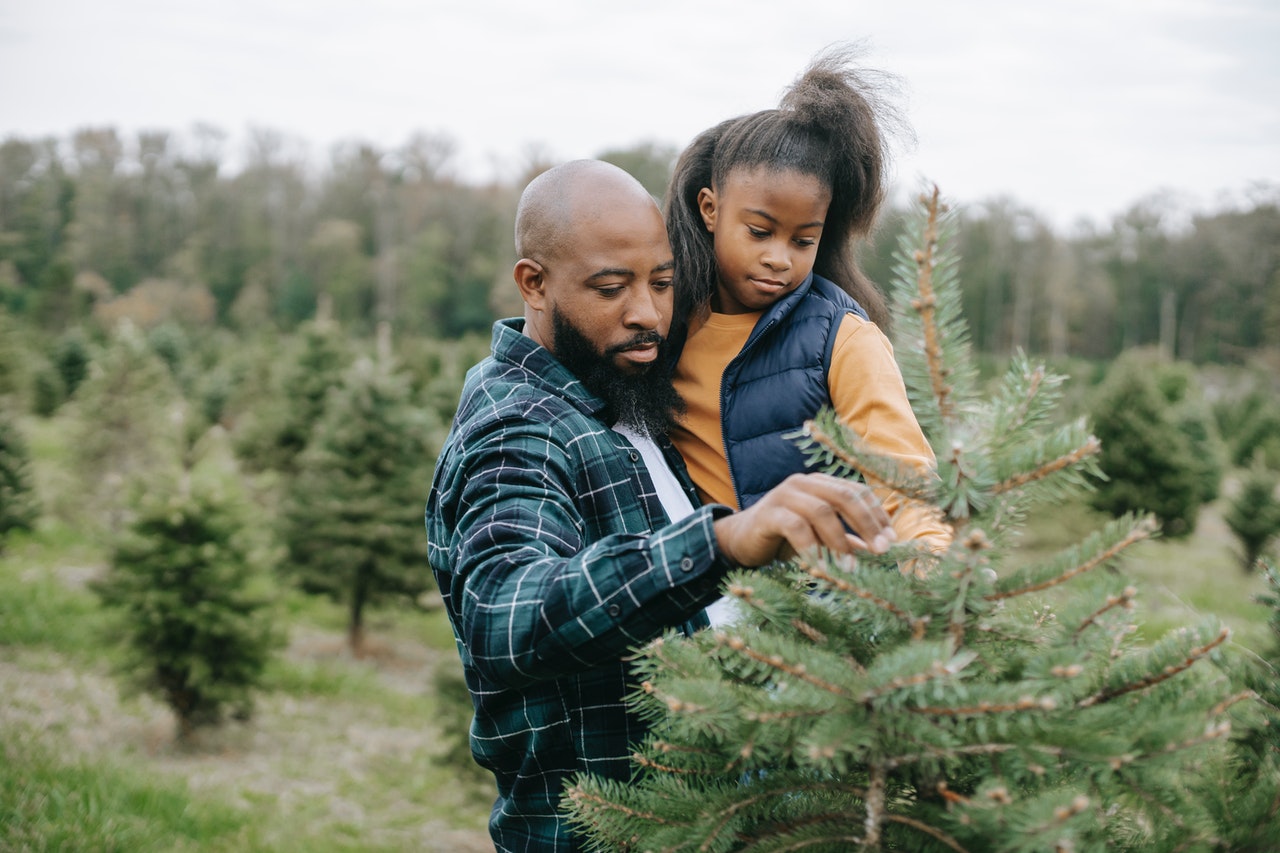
[564,188,1265,852]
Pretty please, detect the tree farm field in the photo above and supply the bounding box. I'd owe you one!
[2,416,1274,851]
[2,413,495,851]
[0,525,495,852]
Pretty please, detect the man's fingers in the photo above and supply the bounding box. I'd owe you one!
[796,475,894,554]
[715,474,900,568]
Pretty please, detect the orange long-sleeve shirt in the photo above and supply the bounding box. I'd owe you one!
[671,310,951,550]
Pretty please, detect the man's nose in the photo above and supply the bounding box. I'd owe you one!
[624,287,662,329]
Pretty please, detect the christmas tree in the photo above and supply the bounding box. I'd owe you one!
[564,188,1265,852]
[93,446,283,742]
[0,406,39,548]
[282,354,436,655]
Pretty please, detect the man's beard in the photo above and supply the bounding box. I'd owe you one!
[549,308,685,438]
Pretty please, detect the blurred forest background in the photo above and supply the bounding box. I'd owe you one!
[2,125,1280,850]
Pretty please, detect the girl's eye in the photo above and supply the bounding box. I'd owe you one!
[795,238,817,248]
[748,227,769,239]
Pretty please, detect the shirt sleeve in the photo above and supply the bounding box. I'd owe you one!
[439,415,732,689]
[828,315,953,552]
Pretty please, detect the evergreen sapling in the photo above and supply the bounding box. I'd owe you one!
[93,457,282,742]
[565,188,1256,852]
[282,355,436,656]
[0,406,39,548]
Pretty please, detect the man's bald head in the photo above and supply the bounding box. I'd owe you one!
[514,160,658,265]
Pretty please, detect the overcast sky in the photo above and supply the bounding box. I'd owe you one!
[2,0,1277,229]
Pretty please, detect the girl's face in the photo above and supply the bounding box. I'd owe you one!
[697,166,831,314]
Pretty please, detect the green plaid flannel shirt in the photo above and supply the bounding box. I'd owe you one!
[425,319,732,852]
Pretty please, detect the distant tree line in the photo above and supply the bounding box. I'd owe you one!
[1,126,1277,363]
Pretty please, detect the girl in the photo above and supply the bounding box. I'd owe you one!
[666,46,950,601]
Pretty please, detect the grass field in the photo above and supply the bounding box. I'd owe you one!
[2,422,1276,850]
[0,524,494,853]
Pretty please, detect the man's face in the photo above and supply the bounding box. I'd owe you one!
[525,197,682,435]
[531,199,675,375]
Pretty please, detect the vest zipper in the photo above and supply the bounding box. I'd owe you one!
[721,317,777,508]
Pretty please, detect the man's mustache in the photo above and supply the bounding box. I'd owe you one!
[606,331,665,357]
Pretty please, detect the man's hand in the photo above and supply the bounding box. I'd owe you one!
[712,473,895,567]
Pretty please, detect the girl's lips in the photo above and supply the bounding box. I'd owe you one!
[750,277,787,291]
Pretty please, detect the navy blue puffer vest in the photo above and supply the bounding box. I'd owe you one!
[717,272,867,510]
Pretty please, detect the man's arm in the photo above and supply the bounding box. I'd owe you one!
[435,420,898,690]
[438,417,729,689]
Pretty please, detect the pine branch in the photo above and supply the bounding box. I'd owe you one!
[743,708,827,724]
[797,416,938,504]
[562,785,684,827]
[948,566,973,651]
[986,518,1156,601]
[863,761,886,849]
[884,813,971,853]
[1072,586,1137,640]
[908,694,1060,717]
[1000,360,1046,437]
[715,631,852,698]
[746,832,865,852]
[632,752,726,777]
[800,555,929,638]
[859,658,965,704]
[1078,627,1231,708]
[911,185,954,424]
[989,436,1101,496]
[1128,720,1233,764]
[1028,794,1091,840]
[883,741,1064,770]
[704,786,864,852]
[735,783,875,852]
[638,679,713,716]
[1207,690,1257,718]
[1118,776,1219,851]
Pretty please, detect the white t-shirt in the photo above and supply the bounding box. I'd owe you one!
[613,424,739,628]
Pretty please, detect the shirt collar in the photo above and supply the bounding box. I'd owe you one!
[490,318,609,418]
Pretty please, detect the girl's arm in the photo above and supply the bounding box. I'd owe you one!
[828,314,953,552]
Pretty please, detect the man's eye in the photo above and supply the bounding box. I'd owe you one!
[597,286,624,298]
[652,279,674,291]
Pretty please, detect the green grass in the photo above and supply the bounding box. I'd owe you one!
[0,525,111,659]
[0,729,247,852]
[1,523,492,850]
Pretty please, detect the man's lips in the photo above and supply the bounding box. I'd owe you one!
[617,343,659,363]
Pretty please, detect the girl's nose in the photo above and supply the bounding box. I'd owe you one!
[762,240,791,271]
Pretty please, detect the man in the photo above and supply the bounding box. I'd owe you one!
[425,160,895,852]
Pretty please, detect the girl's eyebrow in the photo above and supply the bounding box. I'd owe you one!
[746,208,824,229]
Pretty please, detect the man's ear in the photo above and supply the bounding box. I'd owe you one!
[514,259,546,311]
[697,187,718,233]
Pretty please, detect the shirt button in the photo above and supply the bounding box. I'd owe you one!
[629,451,640,462]
[680,557,694,572]
[608,604,621,617]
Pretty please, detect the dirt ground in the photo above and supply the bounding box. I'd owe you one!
[1,622,494,852]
